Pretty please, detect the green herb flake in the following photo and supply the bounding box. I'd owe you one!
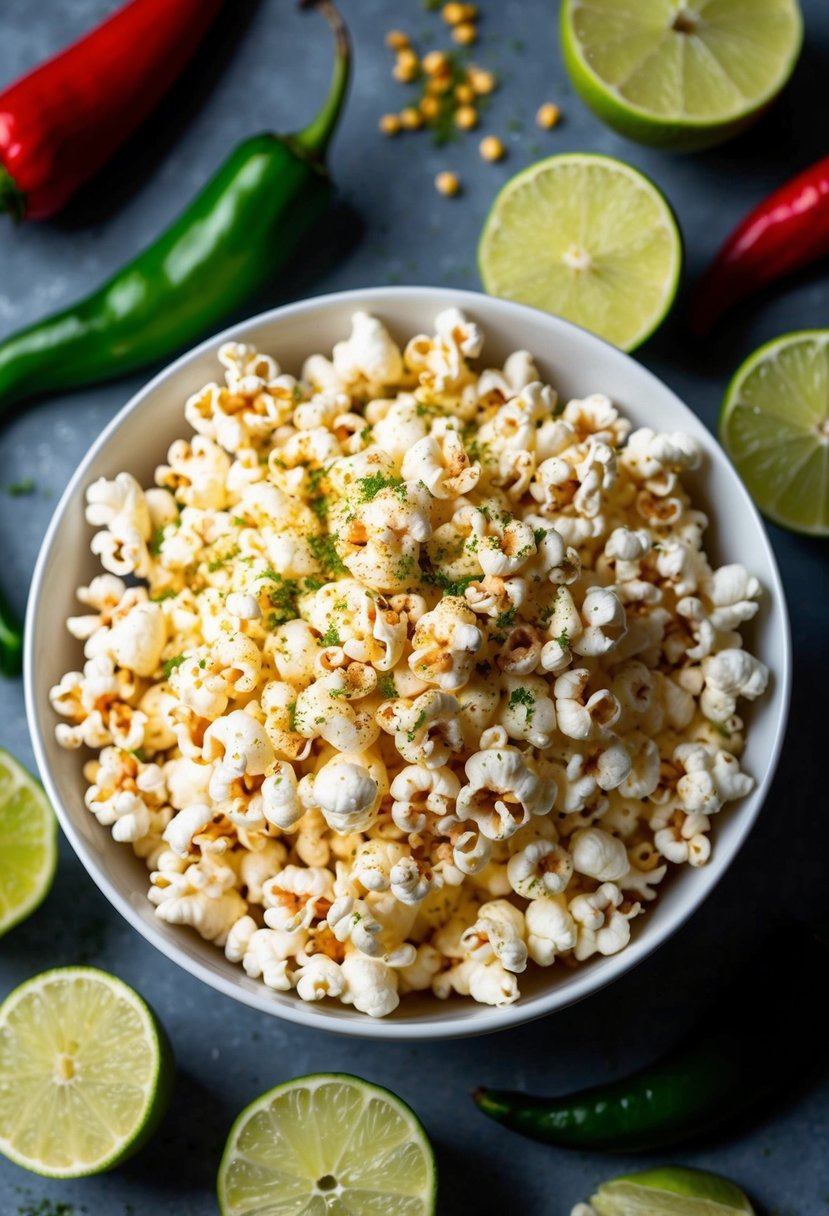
[508,686,535,724]
[320,623,341,647]
[149,525,167,556]
[5,477,35,496]
[309,533,348,577]
[356,472,405,502]
[162,654,186,680]
[495,606,517,630]
[264,574,300,626]
[377,673,398,700]
[206,544,239,572]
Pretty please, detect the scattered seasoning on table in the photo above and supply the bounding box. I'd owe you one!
[536,102,562,128]
[435,170,462,196]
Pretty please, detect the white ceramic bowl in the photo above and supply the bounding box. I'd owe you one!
[25,287,790,1039]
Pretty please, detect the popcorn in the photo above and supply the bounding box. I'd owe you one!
[54,309,769,1016]
[570,882,638,960]
[457,746,555,841]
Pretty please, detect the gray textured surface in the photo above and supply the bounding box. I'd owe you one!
[1,1,827,1213]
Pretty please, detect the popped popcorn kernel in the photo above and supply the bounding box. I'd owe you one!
[54,307,768,1018]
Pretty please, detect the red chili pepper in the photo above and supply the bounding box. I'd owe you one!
[692,155,829,333]
[0,0,226,221]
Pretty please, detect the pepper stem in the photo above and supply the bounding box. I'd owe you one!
[0,166,26,222]
[292,0,351,161]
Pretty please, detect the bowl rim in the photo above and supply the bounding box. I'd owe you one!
[24,285,792,1039]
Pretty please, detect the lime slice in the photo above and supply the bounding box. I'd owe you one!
[561,0,803,151]
[479,153,681,352]
[0,967,174,1177]
[0,748,57,936]
[719,329,829,535]
[218,1073,437,1216]
[590,1165,755,1215]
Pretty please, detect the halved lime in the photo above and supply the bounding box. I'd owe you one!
[479,153,681,352]
[720,329,829,535]
[218,1073,437,1215]
[0,749,57,936]
[0,967,174,1177]
[561,0,803,151]
[590,1165,755,1215]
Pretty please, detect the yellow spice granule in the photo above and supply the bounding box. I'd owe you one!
[441,2,467,24]
[479,135,506,161]
[435,171,461,196]
[385,30,409,50]
[393,48,420,82]
[379,113,401,136]
[468,66,496,95]
[422,49,449,75]
[454,104,478,130]
[400,107,423,130]
[536,102,561,129]
[452,21,478,45]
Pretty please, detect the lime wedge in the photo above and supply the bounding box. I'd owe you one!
[561,0,803,151]
[479,153,681,352]
[0,749,57,936]
[218,1073,437,1216]
[719,329,829,535]
[0,967,174,1177]
[590,1165,755,1215]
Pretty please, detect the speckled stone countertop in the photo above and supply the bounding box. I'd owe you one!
[1,2,828,1213]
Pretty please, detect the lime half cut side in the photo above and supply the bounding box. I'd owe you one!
[479,153,681,352]
[0,967,173,1177]
[720,329,829,535]
[562,0,803,151]
[591,1165,756,1215]
[0,748,57,936]
[218,1073,437,1216]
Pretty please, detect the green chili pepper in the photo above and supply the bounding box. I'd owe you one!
[0,583,23,678]
[474,928,824,1152]
[0,0,351,417]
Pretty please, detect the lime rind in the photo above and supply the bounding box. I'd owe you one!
[0,966,173,1178]
[719,329,829,536]
[561,0,804,151]
[218,1072,437,1216]
[478,152,682,352]
[592,1164,755,1214]
[0,748,58,937]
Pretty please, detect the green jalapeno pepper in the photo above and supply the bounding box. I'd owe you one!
[0,583,23,678]
[0,0,351,417]
[474,928,824,1152]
